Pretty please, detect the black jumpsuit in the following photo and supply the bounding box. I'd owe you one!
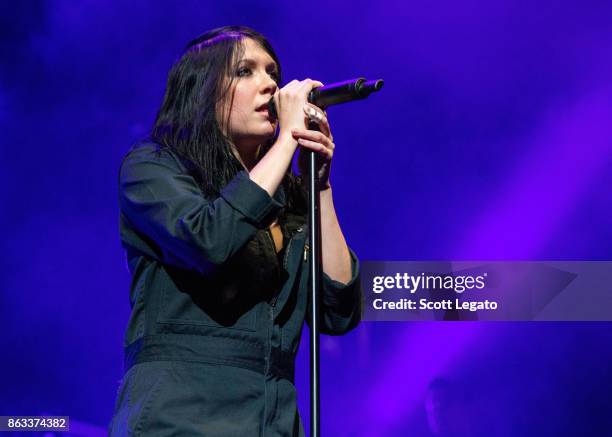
[108,142,363,436]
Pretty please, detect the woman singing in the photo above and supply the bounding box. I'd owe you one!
[109,25,362,436]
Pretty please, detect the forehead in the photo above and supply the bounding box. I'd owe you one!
[237,38,276,66]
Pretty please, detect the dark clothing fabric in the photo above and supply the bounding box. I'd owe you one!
[108,142,363,436]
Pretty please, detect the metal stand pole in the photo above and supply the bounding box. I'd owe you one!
[302,77,383,437]
[307,121,322,437]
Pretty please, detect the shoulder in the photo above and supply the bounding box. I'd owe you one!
[119,141,192,180]
[122,141,182,168]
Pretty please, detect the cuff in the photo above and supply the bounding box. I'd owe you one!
[322,248,361,306]
[220,171,283,228]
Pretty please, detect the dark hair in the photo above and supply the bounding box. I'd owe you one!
[151,26,284,198]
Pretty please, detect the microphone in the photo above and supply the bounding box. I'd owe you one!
[267,77,384,119]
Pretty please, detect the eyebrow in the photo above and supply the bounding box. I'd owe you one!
[238,58,278,70]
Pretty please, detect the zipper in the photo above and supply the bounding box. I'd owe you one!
[303,243,309,263]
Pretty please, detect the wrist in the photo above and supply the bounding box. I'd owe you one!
[298,176,332,192]
[276,129,298,149]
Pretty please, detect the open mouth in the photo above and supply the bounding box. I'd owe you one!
[255,102,277,122]
[256,107,276,123]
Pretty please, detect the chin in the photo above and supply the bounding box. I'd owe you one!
[255,125,277,142]
[236,132,275,149]
[234,121,277,146]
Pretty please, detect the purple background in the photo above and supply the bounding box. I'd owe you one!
[1,1,611,435]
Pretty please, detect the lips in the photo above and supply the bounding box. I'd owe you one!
[255,103,269,112]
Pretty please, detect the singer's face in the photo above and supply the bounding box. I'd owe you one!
[218,38,279,149]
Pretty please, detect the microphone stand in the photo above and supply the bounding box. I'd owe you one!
[306,120,323,437]
[290,77,382,437]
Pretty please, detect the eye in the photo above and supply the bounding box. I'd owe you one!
[269,71,280,82]
[237,67,251,77]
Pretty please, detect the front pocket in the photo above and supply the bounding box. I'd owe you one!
[157,286,258,331]
[155,266,258,332]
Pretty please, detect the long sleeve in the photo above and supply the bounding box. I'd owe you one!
[306,248,364,336]
[118,143,283,275]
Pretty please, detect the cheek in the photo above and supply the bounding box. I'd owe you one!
[231,85,253,112]
[217,84,247,131]
[228,89,254,125]
[228,109,251,136]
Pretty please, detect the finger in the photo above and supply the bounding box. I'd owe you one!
[280,80,299,93]
[296,138,333,160]
[300,79,324,94]
[316,112,332,139]
[298,131,334,151]
[298,138,333,160]
[303,103,324,122]
[291,128,334,149]
[303,78,324,86]
[279,79,303,98]
[302,103,332,138]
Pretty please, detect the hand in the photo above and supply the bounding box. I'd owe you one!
[273,78,324,140]
[294,103,334,189]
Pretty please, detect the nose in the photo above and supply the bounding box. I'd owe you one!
[260,74,277,96]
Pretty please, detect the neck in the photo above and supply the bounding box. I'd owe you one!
[233,144,261,172]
